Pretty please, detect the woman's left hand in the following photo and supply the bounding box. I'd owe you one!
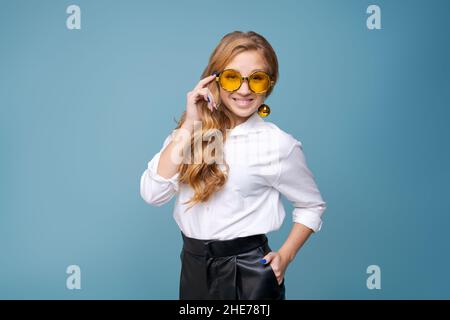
[261,251,290,285]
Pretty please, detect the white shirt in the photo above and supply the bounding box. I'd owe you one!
[140,111,327,240]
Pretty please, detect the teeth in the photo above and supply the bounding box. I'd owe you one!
[233,98,253,106]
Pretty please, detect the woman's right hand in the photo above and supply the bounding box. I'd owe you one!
[185,74,218,124]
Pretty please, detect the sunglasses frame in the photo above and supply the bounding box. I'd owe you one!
[215,69,275,94]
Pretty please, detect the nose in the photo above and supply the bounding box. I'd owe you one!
[236,78,251,94]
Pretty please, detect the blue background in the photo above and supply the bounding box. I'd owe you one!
[1,0,449,299]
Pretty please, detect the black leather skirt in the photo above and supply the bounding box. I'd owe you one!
[179,231,286,300]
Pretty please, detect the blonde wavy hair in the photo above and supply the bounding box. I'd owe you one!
[174,31,279,210]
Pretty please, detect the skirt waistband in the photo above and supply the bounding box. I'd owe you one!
[181,231,268,258]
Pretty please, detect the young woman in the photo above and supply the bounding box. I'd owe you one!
[140,31,327,300]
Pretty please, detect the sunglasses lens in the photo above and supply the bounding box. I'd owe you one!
[219,70,241,92]
[249,72,271,93]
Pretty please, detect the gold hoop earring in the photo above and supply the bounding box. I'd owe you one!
[257,104,271,117]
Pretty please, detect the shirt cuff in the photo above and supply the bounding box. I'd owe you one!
[292,206,326,232]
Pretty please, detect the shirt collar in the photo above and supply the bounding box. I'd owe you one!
[228,112,265,137]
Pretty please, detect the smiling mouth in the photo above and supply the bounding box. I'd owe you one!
[232,98,254,106]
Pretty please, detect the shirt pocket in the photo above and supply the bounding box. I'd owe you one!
[229,163,269,199]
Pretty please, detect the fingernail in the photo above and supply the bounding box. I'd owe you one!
[207,96,210,103]
[260,259,266,264]
[211,71,218,76]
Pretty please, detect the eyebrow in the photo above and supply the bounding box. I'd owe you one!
[226,67,267,73]
[250,68,267,73]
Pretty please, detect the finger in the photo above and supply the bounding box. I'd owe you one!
[206,87,217,108]
[196,88,213,112]
[196,88,215,109]
[260,252,275,264]
[191,88,209,103]
[202,94,213,112]
[193,74,217,91]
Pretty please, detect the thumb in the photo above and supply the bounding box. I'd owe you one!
[260,252,275,264]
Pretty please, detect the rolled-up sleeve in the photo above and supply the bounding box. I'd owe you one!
[140,133,180,206]
[272,139,327,232]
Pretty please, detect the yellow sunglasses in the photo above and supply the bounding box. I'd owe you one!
[215,69,274,94]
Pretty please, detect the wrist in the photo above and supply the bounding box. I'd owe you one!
[278,248,295,264]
